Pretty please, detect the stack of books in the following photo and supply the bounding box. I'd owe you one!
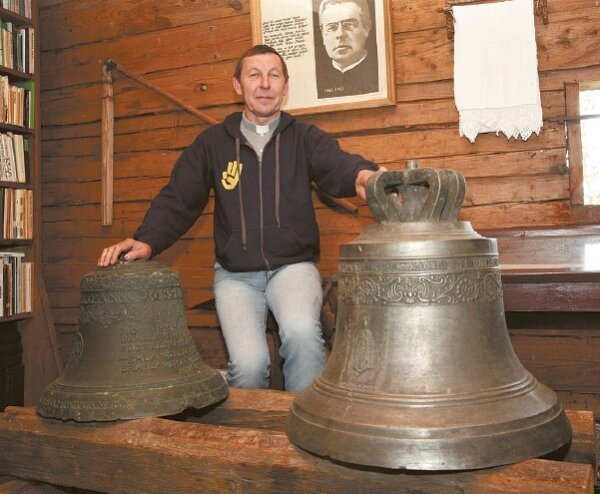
[0,186,32,239]
[0,251,31,316]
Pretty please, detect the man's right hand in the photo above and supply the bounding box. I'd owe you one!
[97,238,152,267]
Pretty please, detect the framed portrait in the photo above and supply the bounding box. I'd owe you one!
[250,0,395,115]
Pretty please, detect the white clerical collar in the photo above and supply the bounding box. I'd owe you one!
[242,113,280,136]
[331,52,368,74]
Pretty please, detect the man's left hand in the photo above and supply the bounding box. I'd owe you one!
[355,167,387,201]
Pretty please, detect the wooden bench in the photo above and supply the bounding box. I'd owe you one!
[0,388,595,493]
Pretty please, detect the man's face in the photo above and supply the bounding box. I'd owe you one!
[321,2,370,69]
[232,53,288,124]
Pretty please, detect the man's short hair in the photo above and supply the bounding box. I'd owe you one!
[233,45,289,81]
[318,0,372,33]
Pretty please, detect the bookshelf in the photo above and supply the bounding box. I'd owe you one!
[0,0,58,408]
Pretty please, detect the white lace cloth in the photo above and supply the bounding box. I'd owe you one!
[453,0,542,142]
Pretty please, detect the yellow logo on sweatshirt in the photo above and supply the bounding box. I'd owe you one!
[221,160,243,190]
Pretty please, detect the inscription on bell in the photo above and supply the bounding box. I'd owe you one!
[119,327,200,374]
[341,256,497,273]
[80,286,182,304]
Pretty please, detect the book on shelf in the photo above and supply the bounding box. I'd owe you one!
[27,25,32,74]
[0,186,31,239]
[0,76,7,123]
[1,22,13,69]
[0,78,33,128]
[1,0,32,18]
[13,79,32,128]
[0,132,15,181]
[0,250,31,317]
[0,132,25,182]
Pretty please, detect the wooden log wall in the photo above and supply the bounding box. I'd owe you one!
[40,0,600,370]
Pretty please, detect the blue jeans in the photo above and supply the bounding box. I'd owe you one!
[213,261,326,391]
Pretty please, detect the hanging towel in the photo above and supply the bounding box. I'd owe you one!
[453,0,542,142]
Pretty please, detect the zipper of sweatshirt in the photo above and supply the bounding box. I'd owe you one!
[258,155,271,271]
[241,139,272,271]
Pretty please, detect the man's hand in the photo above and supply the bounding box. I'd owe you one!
[355,167,387,201]
[97,238,152,267]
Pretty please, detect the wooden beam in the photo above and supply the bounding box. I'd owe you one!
[101,63,114,226]
[189,389,597,471]
[0,394,594,494]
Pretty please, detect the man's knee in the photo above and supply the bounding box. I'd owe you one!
[277,317,324,356]
[227,353,270,388]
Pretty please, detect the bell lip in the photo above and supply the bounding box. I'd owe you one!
[286,400,572,471]
[35,374,229,422]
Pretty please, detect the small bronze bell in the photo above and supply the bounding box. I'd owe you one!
[36,261,228,421]
[286,165,571,470]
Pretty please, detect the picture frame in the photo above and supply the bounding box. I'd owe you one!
[250,0,395,115]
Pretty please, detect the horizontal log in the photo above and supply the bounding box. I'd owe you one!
[41,170,568,210]
[0,405,593,494]
[40,0,249,52]
[509,327,600,390]
[504,282,600,312]
[40,91,566,155]
[41,14,252,91]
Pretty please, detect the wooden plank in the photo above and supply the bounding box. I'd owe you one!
[101,65,114,226]
[41,15,251,91]
[40,0,249,52]
[0,406,593,494]
[504,282,600,312]
[564,82,584,205]
[396,65,600,104]
[508,327,600,391]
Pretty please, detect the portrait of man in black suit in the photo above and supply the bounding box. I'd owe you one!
[314,0,379,99]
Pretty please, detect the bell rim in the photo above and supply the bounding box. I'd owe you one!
[35,373,229,422]
[286,400,572,470]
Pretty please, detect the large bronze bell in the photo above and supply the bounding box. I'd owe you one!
[287,165,571,470]
[36,261,228,421]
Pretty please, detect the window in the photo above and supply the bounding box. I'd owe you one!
[580,87,600,205]
[565,81,600,206]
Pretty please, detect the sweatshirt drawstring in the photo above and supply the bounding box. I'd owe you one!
[236,137,247,250]
[275,133,281,228]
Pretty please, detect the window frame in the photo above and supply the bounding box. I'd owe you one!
[565,81,600,206]
[565,82,584,206]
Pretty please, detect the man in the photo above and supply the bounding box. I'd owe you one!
[98,45,380,391]
[316,0,379,99]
